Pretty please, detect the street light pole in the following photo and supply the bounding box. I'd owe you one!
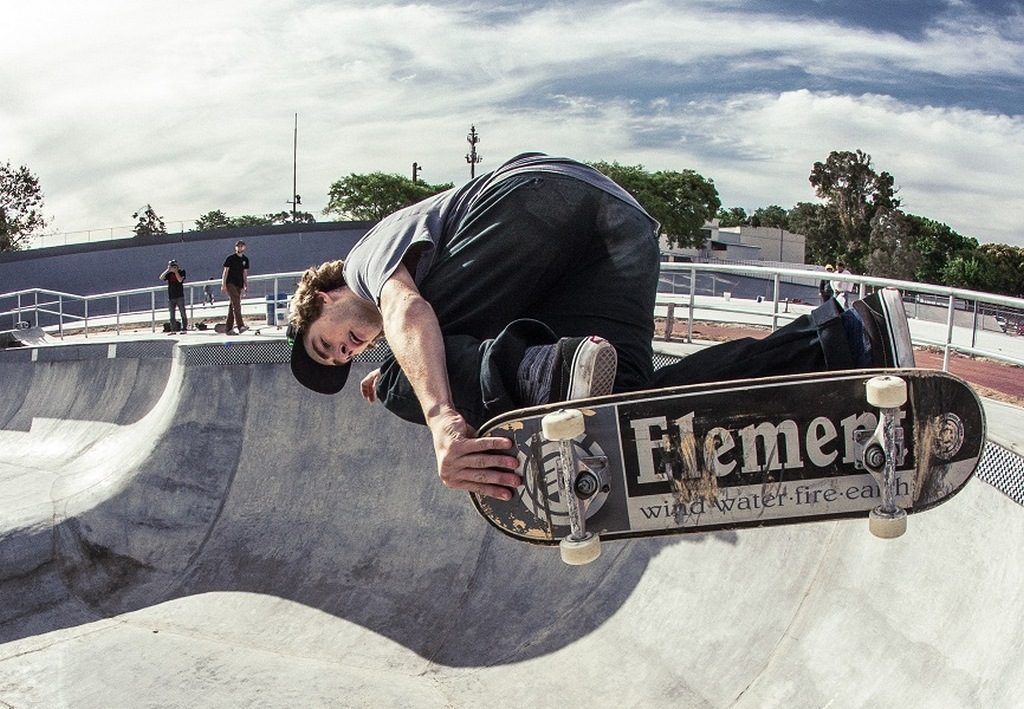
[465,125,482,178]
[291,113,298,222]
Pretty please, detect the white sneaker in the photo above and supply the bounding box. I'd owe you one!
[554,336,618,401]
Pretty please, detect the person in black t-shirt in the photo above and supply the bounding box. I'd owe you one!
[221,240,250,334]
[159,259,188,332]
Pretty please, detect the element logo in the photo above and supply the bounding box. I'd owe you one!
[517,433,608,525]
[934,413,965,461]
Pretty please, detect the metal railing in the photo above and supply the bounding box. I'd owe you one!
[655,262,1024,371]
[0,271,304,337]
[3,263,1024,372]
[30,221,196,250]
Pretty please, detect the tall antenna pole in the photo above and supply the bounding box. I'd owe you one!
[465,125,482,178]
[292,113,298,222]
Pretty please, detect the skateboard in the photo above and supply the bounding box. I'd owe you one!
[472,369,986,565]
[214,324,263,335]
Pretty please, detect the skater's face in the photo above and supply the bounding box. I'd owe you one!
[303,288,382,366]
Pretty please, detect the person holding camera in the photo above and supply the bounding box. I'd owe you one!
[160,259,188,333]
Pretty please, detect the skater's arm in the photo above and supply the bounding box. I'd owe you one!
[379,266,519,500]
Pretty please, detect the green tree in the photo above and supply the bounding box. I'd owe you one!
[0,161,49,251]
[941,253,993,292]
[591,162,720,248]
[865,208,920,280]
[132,204,166,238]
[266,210,316,225]
[809,149,899,270]
[751,205,789,229]
[195,210,233,230]
[902,214,979,286]
[978,243,1024,296]
[323,172,452,222]
[787,202,842,266]
[236,214,276,227]
[716,207,748,227]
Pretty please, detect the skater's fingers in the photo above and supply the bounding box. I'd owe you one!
[359,369,380,402]
[448,468,520,501]
[470,482,519,501]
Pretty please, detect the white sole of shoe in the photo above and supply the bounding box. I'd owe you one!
[879,288,916,367]
[567,337,618,400]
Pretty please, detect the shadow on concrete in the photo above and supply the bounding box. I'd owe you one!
[0,355,742,667]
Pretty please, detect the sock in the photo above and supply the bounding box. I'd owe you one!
[516,343,556,405]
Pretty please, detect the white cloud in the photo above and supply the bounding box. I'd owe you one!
[1,0,1020,246]
[678,90,1024,245]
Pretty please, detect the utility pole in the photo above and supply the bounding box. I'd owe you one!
[412,162,422,183]
[287,113,301,222]
[465,125,482,178]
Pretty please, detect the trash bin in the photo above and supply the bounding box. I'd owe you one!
[266,292,290,326]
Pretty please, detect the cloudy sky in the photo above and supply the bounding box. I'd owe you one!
[3,0,1022,248]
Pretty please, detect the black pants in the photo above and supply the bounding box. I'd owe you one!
[168,296,187,331]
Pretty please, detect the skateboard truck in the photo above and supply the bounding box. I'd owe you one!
[541,409,603,565]
[857,375,910,539]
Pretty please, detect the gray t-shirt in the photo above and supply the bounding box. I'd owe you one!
[343,152,656,305]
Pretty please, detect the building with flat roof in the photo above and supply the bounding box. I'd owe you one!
[661,221,807,266]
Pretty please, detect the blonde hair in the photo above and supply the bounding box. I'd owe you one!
[289,260,348,330]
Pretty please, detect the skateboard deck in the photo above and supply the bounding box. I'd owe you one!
[472,369,985,561]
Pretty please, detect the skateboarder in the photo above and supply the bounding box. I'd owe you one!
[285,152,914,500]
[221,240,250,335]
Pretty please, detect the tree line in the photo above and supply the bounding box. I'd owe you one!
[2,151,1020,296]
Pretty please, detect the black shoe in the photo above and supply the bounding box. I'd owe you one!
[853,288,915,368]
[548,336,618,402]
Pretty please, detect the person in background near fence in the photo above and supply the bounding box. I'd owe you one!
[832,262,855,309]
[819,264,835,304]
[159,259,188,333]
[281,152,916,503]
[221,240,250,335]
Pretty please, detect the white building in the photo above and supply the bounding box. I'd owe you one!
[661,221,807,266]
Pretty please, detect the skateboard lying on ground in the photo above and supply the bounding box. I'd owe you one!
[472,369,986,565]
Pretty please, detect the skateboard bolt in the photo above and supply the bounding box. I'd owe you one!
[865,444,886,471]
[574,471,599,499]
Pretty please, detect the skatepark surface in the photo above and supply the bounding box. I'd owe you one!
[1,333,1023,708]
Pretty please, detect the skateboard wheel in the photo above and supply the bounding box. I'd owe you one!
[559,533,602,565]
[869,507,908,538]
[542,409,585,441]
[866,376,908,409]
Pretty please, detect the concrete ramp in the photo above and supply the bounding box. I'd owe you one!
[1,341,1023,707]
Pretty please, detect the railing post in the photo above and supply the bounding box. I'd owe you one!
[151,292,157,332]
[664,303,675,341]
[943,294,956,371]
[83,298,89,338]
[58,295,64,338]
[687,266,696,343]
[116,295,121,334]
[971,299,979,350]
[771,274,781,332]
